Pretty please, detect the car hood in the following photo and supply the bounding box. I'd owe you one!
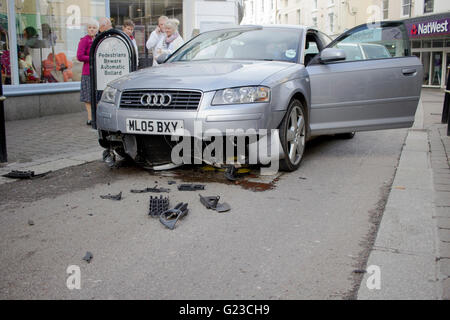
[109,60,294,92]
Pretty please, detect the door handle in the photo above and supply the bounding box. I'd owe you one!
[402,68,417,76]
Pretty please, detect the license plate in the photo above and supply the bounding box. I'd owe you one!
[126,118,184,135]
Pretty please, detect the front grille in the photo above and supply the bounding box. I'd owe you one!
[120,90,202,110]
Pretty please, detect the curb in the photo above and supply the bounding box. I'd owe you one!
[357,100,441,299]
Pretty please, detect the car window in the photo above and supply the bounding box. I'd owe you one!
[336,44,364,61]
[360,43,392,59]
[169,28,302,63]
[329,22,409,62]
[304,33,321,65]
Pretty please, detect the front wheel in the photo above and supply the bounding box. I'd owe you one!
[279,99,307,172]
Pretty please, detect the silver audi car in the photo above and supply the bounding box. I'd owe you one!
[97,22,422,171]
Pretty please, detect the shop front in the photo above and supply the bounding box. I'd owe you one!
[0,0,242,121]
[405,12,450,88]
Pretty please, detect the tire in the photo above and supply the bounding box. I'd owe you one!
[279,99,307,172]
[336,132,355,139]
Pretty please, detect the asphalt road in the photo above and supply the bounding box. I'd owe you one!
[0,129,407,299]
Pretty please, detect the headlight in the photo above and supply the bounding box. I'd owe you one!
[212,86,270,105]
[101,86,118,104]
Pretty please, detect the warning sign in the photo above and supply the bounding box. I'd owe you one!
[95,37,130,90]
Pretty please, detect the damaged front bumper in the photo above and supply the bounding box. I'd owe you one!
[96,91,285,170]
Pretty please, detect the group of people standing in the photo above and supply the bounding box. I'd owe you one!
[77,16,184,125]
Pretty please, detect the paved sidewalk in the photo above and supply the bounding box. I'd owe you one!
[0,112,102,184]
[423,89,450,300]
[358,89,450,300]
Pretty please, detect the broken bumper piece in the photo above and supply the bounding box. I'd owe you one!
[100,192,122,201]
[178,184,205,191]
[3,170,51,179]
[199,194,231,213]
[149,195,170,218]
[159,203,189,230]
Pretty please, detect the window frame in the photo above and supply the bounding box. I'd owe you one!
[424,0,434,14]
[382,0,389,20]
[402,0,411,17]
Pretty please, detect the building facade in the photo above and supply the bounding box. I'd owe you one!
[1,0,243,121]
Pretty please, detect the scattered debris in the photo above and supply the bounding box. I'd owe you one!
[100,192,122,201]
[178,184,205,191]
[224,166,251,181]
[299,177,307,180]
[28,219,35,226]
[83,251,93,263]
[199,194,231,213]
[159,203,189,230]
[353,269,367,274]
[3,170,52,180]
[130,186,170,193]
[168,181,177,185]
[149,195,170,218]
[224,166,238,181]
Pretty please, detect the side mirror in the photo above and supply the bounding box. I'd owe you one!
[319,48,346,64]
[156,53,170,64]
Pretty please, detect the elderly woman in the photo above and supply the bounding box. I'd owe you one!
[154,19,184,65]
[77,19,99,125]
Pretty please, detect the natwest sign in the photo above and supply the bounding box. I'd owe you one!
[407,18,450,38]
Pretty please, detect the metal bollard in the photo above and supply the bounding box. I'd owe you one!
[0,61,7,163]
[444,66,450,136]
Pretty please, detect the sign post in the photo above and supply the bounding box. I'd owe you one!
[0,60,7,163]
[89,29,137,129]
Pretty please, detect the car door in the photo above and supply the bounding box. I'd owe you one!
[306,22,423,135]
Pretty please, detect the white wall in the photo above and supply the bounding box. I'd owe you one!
[183,0,240,40]
[434,0,450,14]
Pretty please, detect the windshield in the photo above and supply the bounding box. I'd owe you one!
[167,28,302,63]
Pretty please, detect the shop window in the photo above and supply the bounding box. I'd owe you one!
[14,0,105,84]
[0,0,9,85]
[431,52,442,86]
[109,0,182,69]
[412,40,421,49]
[422,52,430,85]
[446,53,450,86]
[432,40,444,48]
[446,40,450,47]
[422,40,431,48]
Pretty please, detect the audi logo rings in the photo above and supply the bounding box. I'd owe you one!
[140,93,172,107]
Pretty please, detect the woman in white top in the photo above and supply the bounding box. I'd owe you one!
[153,19,184,65]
